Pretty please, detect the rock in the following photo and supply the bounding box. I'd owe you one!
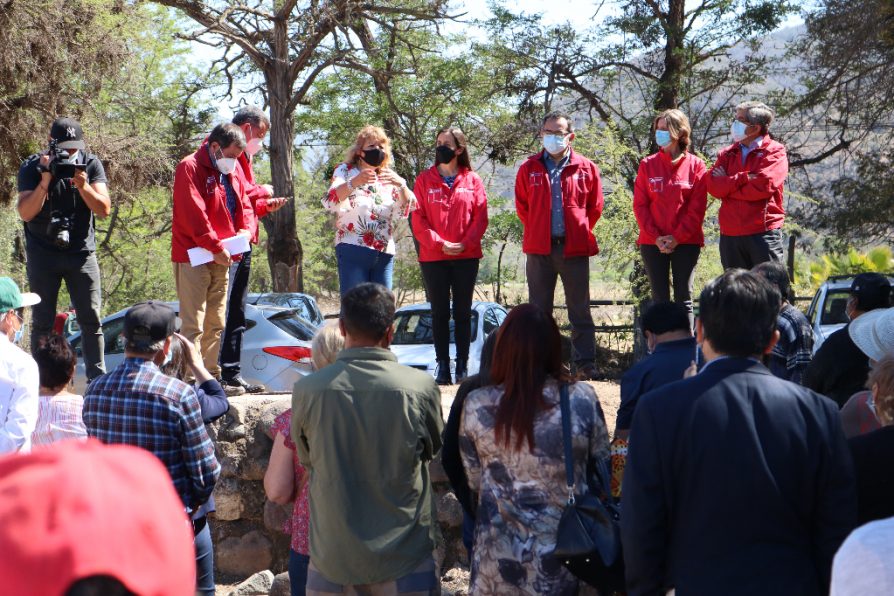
[437,491,464,528]
[241,453,270,481]
[260,399,292,438]
[213,478,246,521]
[227,570,274,595]
[440,566,470,595]
[227,423,248,440]
[216,530,274,576]
[264,499,291,533]
[269,571,291,596]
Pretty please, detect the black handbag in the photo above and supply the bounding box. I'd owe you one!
[552,383,626,592]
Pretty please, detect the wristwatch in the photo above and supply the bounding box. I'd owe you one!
[35,163,49,174]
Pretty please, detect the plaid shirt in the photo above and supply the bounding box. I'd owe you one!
[83,357,220,511]
[769,303,815,384]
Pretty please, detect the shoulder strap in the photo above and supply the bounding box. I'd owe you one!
[559,383,575,502]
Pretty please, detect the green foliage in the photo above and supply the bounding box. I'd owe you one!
[808,246,894,286]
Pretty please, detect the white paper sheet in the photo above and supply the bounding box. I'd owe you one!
[187,235,251,267]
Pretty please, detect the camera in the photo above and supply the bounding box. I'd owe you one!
[47,139,86,179]
[47,211,73,249]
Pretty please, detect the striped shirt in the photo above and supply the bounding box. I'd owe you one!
[83,357,220,511]
[31,393,88,446]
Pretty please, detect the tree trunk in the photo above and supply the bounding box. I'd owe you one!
[654,0,686,111]
[262,22,303,292]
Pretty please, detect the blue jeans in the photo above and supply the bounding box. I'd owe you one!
[289,549,310,596]
[336,243,394,296]
[194,517,215,595]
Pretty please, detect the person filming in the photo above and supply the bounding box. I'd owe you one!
[16,117,110,382]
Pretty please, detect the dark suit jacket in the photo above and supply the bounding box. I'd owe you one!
[621,358,856,596]
[849,426,894,525]
[803,324,869,408]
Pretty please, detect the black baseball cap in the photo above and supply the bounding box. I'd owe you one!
[50,117,85,150]
[850,273,892,311]
[123,302,180,349]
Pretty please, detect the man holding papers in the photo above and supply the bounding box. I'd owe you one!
[172,123,253,387]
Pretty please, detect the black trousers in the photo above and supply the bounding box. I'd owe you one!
[27,244,105,380]
[220,249,252,380]
[525,241,596,364]
[419,259,479,363]
[640,243,700,325]
[719,229,784,270]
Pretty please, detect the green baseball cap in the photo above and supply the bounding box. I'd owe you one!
[0,277,41,312]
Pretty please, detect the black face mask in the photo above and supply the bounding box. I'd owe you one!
[435,145,457,165]
[362,148,386,167]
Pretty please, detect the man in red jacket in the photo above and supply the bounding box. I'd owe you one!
[707,101,788,270]
[219,107,287,394]
[515,112,605,379]
[172,123,252,384]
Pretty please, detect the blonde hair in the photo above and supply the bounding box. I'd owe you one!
[346,125,392,169]
[654,109,692,153]
[311,320,344,370]
[868,354,894,425]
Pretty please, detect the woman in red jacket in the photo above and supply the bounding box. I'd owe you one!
[412,127,488,385]
[633,109,708,326]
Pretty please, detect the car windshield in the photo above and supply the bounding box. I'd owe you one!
[821,290,851,325]
[266,310,318,341]
[392,310,478,345]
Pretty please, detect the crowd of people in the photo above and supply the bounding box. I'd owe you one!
[1,98,892,595]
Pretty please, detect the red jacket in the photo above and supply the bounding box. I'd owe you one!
[707,137,788,236]
[633,151,708,246]
[515,149,604,257]
[411,166,489,262]
[171,142,253,263]
[236,152,272,244]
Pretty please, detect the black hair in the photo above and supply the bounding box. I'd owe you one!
[34,334,76,389]
[65,576,136,596]
[208,122,246,150]
[478,329,498,385]
[232,106,270,130]
[699,269,781,358]
[340,283,395,342]
[751,261,793,303]
[642,301,691,335]
[159,337,188,381]
[541,111,574,133]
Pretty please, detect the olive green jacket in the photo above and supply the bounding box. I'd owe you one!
[291,347,444,585]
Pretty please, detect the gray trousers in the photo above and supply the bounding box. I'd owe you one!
[719,229,784,270]
[26,244,105,380]
[525,242,596,364]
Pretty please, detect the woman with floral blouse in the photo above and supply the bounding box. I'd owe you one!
[323,125,417,296]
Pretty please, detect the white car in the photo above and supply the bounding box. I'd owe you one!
[805,275,894,353]
[69,302,318,393]
[389,301,508,379]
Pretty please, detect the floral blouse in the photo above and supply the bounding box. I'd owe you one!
[323,162,415,255]
[460,380,610,595]
[270,409,310,556]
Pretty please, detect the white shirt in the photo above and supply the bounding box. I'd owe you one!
[831,517,894,596]
[0,334,40,453]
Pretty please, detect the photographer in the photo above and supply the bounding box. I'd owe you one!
[16,117,110,382]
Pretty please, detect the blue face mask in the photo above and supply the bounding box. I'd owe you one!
[542,133,569,155]
[13,324,24,345]
[731,120,749,142]
[655,129,672,148]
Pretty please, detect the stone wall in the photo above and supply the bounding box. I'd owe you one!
[207,395,468,592]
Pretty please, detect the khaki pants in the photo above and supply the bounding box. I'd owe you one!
[173,261,229,377]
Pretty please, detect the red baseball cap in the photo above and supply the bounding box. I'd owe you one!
[0,440,196,595]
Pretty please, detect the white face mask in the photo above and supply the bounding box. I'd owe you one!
[245,138,263,157]
[213,147,238,175]
[731,120,749,143]
[543,133,569,155]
